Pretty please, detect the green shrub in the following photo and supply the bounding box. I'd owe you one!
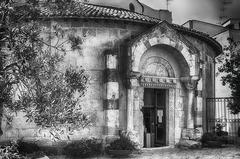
[214,123,228,136]
[218,135,229,144]
[0,141,26,159]
[63,138,102,157]
[201,132,218,143]
[201,132,230,147]
[17,140,40,155]
[106,131,139,151]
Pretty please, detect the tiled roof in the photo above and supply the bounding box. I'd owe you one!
[172,24,222,54]
[38,2,221,53]
[39,2,160,24]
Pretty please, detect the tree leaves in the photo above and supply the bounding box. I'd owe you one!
[0,0,92,138]
[219,39,240,114]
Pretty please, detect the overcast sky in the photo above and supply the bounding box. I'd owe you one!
[139,0,240,25]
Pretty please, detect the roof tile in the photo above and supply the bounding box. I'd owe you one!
[39,2,160,23]
[38,1,221,52]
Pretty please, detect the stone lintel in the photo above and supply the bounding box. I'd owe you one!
[104,69,118,83]
[141,82,176,89]
[103,99,119,110]
[140,76,177,89]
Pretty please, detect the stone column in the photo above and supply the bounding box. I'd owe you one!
[186,83,195,128]
[127,88,134,131]
[181,77,199,129]
[103,50,119,137]
[126,72,140,132]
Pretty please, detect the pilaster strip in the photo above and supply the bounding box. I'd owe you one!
[103,99,119,110]
[103,69,118,83]
[103,126,120,136]
[103,49,119,136]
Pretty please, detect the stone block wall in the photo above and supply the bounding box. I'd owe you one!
[0,19,149,144]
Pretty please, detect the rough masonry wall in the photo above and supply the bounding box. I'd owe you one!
[0,19,149,144]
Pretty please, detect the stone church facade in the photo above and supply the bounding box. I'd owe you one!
[0,2,222,147]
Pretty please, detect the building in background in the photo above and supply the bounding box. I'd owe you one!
[183,19,240,97]
[183,19,240,139]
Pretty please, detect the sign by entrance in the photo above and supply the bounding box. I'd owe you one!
[140,76,177,89]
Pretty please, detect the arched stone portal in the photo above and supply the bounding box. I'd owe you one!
[126,22,201,147]
[129,21,199,77]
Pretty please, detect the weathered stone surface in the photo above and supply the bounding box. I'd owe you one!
[105,110,119,127]
[104,82,119,99]
[83,83,103,100]
[103,126,119,136]
[103,99,119,110]
[106,54,117,69]
[181,128,202,141]
[82,28,96,37]
[178,139,201,149]
[104,69,118,82]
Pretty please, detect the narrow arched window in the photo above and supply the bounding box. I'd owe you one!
[129,3,135,12]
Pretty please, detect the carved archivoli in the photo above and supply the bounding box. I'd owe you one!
[140,57,175,77]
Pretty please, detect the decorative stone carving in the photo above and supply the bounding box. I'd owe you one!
[185,80,198,91]
[180,76,199,91]
[141,57,174,77]
[140,76,177,88]
[143,63,168,77]
[130,21,199,76]
[126,71,141,89]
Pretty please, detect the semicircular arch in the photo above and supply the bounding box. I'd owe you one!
[130,21,199,77]
[139,44,190,78]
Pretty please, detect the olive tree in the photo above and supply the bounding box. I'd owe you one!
[0,0,91,139]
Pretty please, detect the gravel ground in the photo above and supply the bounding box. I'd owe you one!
[48,146,240,159]
[129,147,240,159]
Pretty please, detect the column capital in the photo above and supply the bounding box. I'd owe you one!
[127,71,141,89]
[180,76,199,90]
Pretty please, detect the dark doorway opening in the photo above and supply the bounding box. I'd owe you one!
[143,88,167,147]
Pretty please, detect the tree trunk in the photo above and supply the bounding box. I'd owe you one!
[0,102,3,136]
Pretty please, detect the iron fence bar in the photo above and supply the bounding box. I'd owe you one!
[206,97,239,144]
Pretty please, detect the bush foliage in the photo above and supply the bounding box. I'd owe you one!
[63,138,102,157]
[218,38,240,114]
[0,141,26,159]
[106,131,139,151]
